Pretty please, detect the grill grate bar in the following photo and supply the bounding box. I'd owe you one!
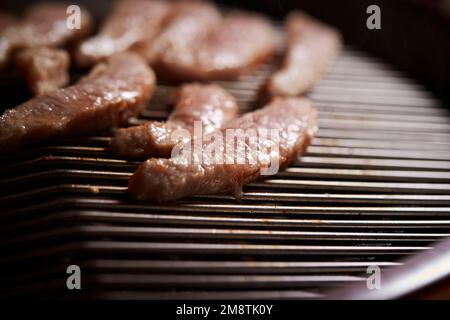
[6,211,450,232]
[2,226,448,249]
[3,185,450,206]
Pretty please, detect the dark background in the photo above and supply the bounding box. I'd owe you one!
[1,0,449,102]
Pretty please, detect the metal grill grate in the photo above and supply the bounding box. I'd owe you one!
[1,38,449,299]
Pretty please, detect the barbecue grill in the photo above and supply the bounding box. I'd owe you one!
[1,0,450,300]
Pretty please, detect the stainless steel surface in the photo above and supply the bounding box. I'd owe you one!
[1,43,449,299]
[328,236,450,299]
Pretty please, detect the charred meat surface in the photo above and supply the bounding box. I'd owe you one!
[129,97,318,202]
[111,83,239,159]
[76,0,171,67]
[153,9,276,81]
[15,46,70,95]
[0,52,155,151]
[266,11,342,96]
[0,3,93,68]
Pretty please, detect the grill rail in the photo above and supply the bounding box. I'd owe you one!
[1,44,449,299]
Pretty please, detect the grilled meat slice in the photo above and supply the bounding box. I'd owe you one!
[146,1,221,66]
[111,83,239,159]
[0,52,155,151]
[76,0,171,67]
[129,97,317,202]
[154,11,276,81]
[0,3,93,68]
[0,11,15,32]
[266,11,342,96]
[194,12,276,80]
[15,46,70,95]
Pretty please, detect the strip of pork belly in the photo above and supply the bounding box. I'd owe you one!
[0,3,93,68]
[15,46,70,95]
[111,83,239,159]
[266,11,342,96]
[145,1,221,68]
[75,0,171,67]
[129,97,317,202]
[0,52,155,152]
[154,12,276,81]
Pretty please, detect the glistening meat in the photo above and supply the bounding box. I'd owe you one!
[156,12,277,81]
[76,0,171,67]
[146,1,221,67]
[129,97,318,202]
[266,11,342,96]
[110,83,239,159]
[0,3,93,68]
[15,46,70,95]
[0,52,155,151]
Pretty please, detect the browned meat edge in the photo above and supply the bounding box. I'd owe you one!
[0,3,93,68]
[75,0,172,67]
[129,97,318,202]
[0,52,155,152]
[110,83,239,159]
[154,11,277,81]
[145,1,221,68]
[15,46,70,95]
[266,11,342,97]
